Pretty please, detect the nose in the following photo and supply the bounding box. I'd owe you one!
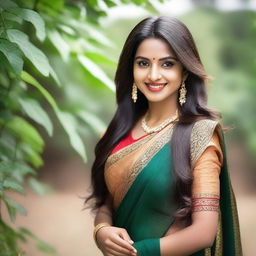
[147,64,162,81]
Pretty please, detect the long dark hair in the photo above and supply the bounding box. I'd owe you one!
[85,16,220,222]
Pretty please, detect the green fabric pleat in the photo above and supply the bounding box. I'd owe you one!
[133,238,160,256]
[114,142,174,256]
[113,131,242,255]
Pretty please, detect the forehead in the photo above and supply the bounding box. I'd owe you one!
[135,38,176,58]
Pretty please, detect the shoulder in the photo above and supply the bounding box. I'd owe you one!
[191,119,219,134]
[190,119,222,165]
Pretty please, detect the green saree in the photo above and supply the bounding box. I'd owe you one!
[104,119,242,256]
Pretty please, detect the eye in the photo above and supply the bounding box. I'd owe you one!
[162,61,174,68]
[136,61,149,67]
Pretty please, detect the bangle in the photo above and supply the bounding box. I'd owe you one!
[93,222,111,246]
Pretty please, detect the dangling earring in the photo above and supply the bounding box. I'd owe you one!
[132,83,137,103]
[179,81,187,106]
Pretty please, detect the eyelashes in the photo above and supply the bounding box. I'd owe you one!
[136,60,174,68]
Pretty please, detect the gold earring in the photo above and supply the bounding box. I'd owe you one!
[132,83,137,103]
[179,81,187,106]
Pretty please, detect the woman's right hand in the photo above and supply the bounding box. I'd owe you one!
[96,226,137,256]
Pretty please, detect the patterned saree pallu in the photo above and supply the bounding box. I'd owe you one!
[104,119,242,256]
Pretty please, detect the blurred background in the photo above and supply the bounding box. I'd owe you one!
[0,0,255,255]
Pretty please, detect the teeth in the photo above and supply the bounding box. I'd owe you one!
[148,85,165,88]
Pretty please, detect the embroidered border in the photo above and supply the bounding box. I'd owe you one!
[230,185,243,255]
[204,248,211,256]
[192,193,220,212]
[190,119,218,166]
[125,124,175,193]
[215,210,223,256]
[192,193,220,198]
[105,133,156,169]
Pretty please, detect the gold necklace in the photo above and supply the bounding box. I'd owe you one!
[141,110,178,134]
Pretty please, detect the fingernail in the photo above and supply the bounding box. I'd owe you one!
[133,249,137,253]
[129,240,134,244]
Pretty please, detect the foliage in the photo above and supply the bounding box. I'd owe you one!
[180,9,256,160]
[0,0,166,254]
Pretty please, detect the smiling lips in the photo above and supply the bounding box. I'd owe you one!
[145,82,167,92]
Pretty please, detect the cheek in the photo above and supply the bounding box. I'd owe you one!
[166,69,181,79]
[133,67,146,80]
[165,69,182,83]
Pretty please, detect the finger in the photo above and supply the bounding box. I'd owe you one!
[107,247,136,256]
[107,240,137,256]
[112,235,137,252]
[119,230,134,244]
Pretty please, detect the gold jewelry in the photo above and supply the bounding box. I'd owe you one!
[141,110,178,134]
[93,222,111,247]
[179,81,187,106]
[132,83,137,103]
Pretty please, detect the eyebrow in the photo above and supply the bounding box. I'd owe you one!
[134,56,178,61]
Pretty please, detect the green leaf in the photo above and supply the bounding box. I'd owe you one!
[19,227,34,237]
[49,64,61,86]
[13,162,36,183]
[3,196,27,222]
[2,11,22,24]
[0,72,9,88]
[134,0,144,5]
[0,184,3,197]
[7,8,46,41]
[57,24,75,35]
[78,110,106,136]
[27,177,53,196]
[0,161,35,179]
[0,0,18,9]
[36,238,56,254]
[6,116,44,153]
[38,0,64,13]
[105,0,117,7]
[19,227,57,253]
[3,178,25,194]
[0,38,23,75]
[83,22,113,47]
[78,55,115,91]
[48,29,70,62]
[19,98,53,136]
[85,51,116,66]
[19,142,43,168]
[21,71,58,111]
[56,111,87,161]
[7,29,51,76]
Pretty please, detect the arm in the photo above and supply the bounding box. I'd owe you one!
[160,211,219,256]
[134,131,222,256]
[160,132,223,255]
[94,196,113,226]
[94,195,137,256]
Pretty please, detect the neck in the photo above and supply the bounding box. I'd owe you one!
[146,95,178,126]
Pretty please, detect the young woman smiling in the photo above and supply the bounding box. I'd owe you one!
[85,16,242,256]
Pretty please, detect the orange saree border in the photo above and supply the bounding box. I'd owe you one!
[104,123,175,209]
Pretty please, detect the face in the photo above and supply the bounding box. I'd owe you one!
[133,38,187,103]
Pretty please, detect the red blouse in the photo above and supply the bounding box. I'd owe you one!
[111,131,150,154]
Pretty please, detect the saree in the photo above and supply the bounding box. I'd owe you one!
[104,119,242,256]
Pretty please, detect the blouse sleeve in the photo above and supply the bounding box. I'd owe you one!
[191,131,223,212]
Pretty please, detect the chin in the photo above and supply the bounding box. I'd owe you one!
[145,95,169,103]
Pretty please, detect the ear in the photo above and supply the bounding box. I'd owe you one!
[182,70,189,82]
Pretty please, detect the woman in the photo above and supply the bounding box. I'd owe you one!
[85,16,242,256]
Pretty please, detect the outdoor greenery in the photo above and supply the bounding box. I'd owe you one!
[0,0,164,255]
[0,0,255,255]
